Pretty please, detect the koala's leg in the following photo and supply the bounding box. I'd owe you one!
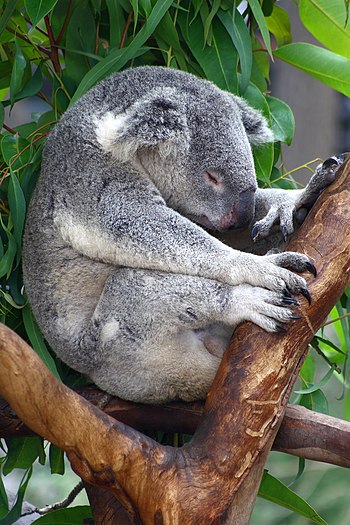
[80,267,299,403]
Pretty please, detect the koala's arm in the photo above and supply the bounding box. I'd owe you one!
[251,156,344,247]
[56,171,312,297]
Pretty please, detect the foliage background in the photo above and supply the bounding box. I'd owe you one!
[0,0,350,523]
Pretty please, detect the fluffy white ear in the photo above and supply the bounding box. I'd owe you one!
[232,95,274,145]
[95,87,189,162]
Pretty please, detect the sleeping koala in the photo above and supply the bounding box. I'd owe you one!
[22,66,341,403]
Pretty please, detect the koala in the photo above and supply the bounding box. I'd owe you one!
[22,66,342,404]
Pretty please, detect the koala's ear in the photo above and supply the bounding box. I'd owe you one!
[232,95,274,146]
[95,87,189,161]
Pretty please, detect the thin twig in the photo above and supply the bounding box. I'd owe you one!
[5,26,50,55]
[55,0,73,45]
[2,124,16,135]
[120,9,133,49]
[44,15,60,73]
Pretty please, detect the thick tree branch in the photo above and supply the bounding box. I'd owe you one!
[0,159,349,524]
[1,392,350,469]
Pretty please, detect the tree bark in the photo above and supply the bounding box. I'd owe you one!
[1,393,350,469]
[0,159,350,524]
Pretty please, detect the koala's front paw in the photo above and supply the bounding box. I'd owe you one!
[294,153,347,225]
[232,284,301,333]
[238,251,315,303]
[252,154,347,243]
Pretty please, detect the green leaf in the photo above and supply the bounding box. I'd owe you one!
[22,305,60,379]
[0,216,16,279]
[300,0,350,59]
[24,0,59,26]
[0,0,19,35]
[105,0,125,47]
[15,66,43,101]
[8,169,26,264]
[243,83,273,183]
[0,104,3,130]
[217,9,252,94]
[266,5,292,46]
[178,12,238,93]
[259,471,328,525]
[300,353,316,384]
[203,0,220,43]
[49,444,65,475]
[274,43,350,97]
[0,475,8,519]
[10,39,27,106]
[247,0,273,57]
[31,506,92,524]
[1,134,31,170]
[295,365,336,394]
[299,385,329,414]
[0,467,32,525]
[266,95,295,145]
[3,437,42,475]
[70,0,173,106]
[65,1,97,85]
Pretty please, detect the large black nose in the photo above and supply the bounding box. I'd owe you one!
[228,189,256,230]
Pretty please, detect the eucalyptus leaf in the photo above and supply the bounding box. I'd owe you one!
[49,444,65,475]
[300,0,350,59]
[70,0,173,105]
[294,365,337,394]
[25,0,59,26]
[247,0,273,57]
[259,471,328,525]
[266,5,292,46]
[217,9,251,94]
[266,95,295,145]
[0,216,16,279]
[0,467,32,525]
[0,104,4,130]
[274,43,350,97]
[22,305,60,379]
[178,12,238,93]
[8,169,26,264]
[3,437,43,475]
[10,40,27,106]
[0,0,19,35]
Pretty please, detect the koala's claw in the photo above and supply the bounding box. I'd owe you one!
[305,261,317,277]
[299,287,312,304]
[282,296,299,305]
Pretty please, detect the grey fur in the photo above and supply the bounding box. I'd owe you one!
[22,66,338,403]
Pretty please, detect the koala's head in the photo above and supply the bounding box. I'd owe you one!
[95,72,273,232]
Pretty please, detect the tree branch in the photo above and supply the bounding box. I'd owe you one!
[0,159,350,523]
[1,391,350,469]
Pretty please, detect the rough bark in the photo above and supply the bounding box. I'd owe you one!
[0,159,350,524]
[1,393,350,469]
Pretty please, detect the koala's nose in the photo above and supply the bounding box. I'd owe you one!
[228,189,256,230]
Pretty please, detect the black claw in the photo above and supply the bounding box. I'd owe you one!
[322,156,339,170]
[300,287,312,304]
[284,287,292,298]
[251,224,259,241]
[305,261,317,277]
[282,296,299,305]
[281,225,288,243]
[290,314,303,320]
[276,324,288,333]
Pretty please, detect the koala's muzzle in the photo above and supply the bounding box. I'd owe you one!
[226,189,256,231]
